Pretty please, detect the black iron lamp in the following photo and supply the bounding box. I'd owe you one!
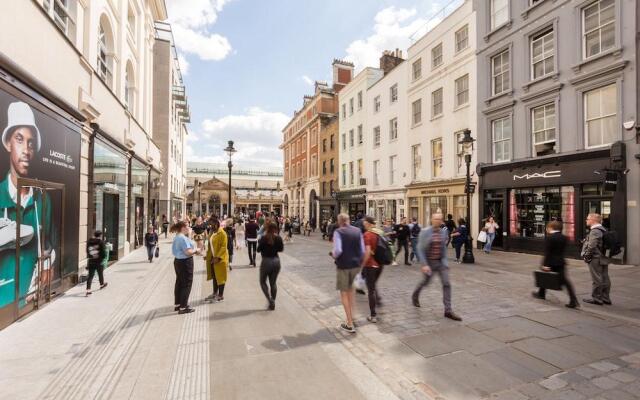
[458,129,475,264]
[224,140,236,217]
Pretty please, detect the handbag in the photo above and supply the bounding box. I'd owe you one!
[354,272,366,291]
[154,246,160,258]
[477,230,488,243]
[534,270,562,290]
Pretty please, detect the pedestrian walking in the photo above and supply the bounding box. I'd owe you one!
[206,219,229,302]
[352,212,365,233]
[191,216,207,252]
[284,217,293,243]
[450,218,468,263]
[257,222,284,310]
[445,214,456,247]
[171,221,200,314]
[245,217,259,266]
[161,214,169,238]
[532,220,579,308]
[409,218,421,262]
[361,216,385,323]
[383,219,397,265]
[85,230,108,296]
[483,216,499,253]
[224,218,236,271]
[144,225,158,263]
[393,217,411,265]
[331,213,365,334]
[235,218,245,250]
[582,213,612,306]
[412,213,462,321]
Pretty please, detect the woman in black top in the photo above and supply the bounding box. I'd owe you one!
[224,218,236,270]
[192,216,207,252]
[257,222,284,310]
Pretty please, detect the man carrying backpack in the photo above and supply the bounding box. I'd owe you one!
[582,213,612,306]
[409,218,421,262]
[361,216,388,323]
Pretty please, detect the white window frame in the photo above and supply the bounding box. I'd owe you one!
[455,131,466,176]
[455,75,469,108]
[412,59,422,80]
[582,0,616,60]
[357,91,363,109]
[97,23,113,88]
[390,84,398,103]
[349,98,354,115]
[349,161,354,185]
[373,160,380,186]
[492,116,512,163]
[455,25,469,53]
[491,49,510,96]
[349,129,354,148]
[374,95,381,113]
[431,88,443,118]
[389,118,398,141]
[490,0,510,30]
[357,125,363,145]
[431,138,443,178]
[373,126,381,147]
[341,133,346,150]
[342,164,347,186]
[530,28,555,80]
[412,99,422,126]
[531,103,556,155]
[389,156,397,185]
[341,104,346,119]
[584,83,617,149]
[411,144,421,180]
[431,43,443,68]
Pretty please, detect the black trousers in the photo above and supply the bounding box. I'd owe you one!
[538,266,577,303]
[395,239,410,264]
[362,266,383,317]
[247,240,257,265]
[212,264,225,297]
[173,257,194,308]
[86,264,104,290]
[454,242,463,259]
[259,256,281,302]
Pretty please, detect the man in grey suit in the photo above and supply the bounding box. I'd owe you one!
[412,212,462,321]
[582,213,611,306]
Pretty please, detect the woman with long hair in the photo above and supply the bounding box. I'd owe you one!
[257,222,284,310]
[205,218,229,302]
[170,221,200,314]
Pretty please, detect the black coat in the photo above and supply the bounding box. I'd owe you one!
[543,231,567,270]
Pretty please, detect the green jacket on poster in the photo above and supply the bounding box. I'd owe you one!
[0,175,56,308]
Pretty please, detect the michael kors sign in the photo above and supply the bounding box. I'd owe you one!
[513,170,561,180]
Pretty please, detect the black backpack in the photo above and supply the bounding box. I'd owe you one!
[410,223,421,238]
[373,234,394,266]
[596,227,622,257]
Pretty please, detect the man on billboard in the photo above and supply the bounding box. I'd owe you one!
[0,101,56,308]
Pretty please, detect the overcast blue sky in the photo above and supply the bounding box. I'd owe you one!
[166,0,460,167]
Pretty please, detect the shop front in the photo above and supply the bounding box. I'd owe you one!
[337,189,366,220]
[319,198,337,222]
[130,158,149,249]
[477,146,626,259]
[406,178,468,227]
[149,168,161,228]
[366,190,406,223]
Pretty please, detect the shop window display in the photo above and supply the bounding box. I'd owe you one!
[509,186,575,240]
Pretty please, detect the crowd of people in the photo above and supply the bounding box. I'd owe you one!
[80,206,616,333]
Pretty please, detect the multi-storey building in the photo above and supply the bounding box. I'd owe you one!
[281,60,352,224]
[0,0,168,327]
[318,115,339,221]
[338,67,383,218]
[474,0,638,262]
[365,51,409,223]
[154,21,190,223]
[405,0,478,229]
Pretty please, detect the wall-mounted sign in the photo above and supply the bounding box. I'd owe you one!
[513,170,561,181]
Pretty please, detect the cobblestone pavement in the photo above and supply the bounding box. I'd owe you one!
[277,233,640,400]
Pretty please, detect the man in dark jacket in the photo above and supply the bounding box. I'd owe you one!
[144,225,158,263]
[245,217,259,267]
[582,213,611,305]
[532,220,578,308]
[393,217,411,265]
[86,230,108,296]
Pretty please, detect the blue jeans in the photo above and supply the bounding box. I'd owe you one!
[484,233,496,252]
[410,237,418,261]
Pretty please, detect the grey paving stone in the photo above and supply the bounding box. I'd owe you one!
[556,371,587,384]
[562,323,640,354]
[575,366,602,379]
[550,336,621,362]
[621,352,640,364]
[537,388,586,400]
[539,376,568,390]
[571,380,604,397]
[621,381,640,397]
[479,347,561,383]
[609,371,638,383]
[599,389,638,400]
[591,376,621,390]
[590,361,621,372]
[400,334,459,358]
[519,310,600,328]
[486,389,529,400]
[516,382,549,399]
[511,337,592,370]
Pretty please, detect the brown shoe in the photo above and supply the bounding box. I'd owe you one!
[444,311,462,321]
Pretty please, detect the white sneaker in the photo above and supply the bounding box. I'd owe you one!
[0,217,34,251]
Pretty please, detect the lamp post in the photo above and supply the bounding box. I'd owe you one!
[224,140,236,217]
[331,190,338,219]
[197,181,202,216]
[458,129,475,264]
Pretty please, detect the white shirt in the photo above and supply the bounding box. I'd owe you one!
[7,173,33,207]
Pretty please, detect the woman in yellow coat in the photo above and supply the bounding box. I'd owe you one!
[205,218,228,302]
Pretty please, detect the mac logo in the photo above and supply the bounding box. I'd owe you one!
[513,170,561,180]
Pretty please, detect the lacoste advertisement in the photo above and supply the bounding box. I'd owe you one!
[0,89,81,309]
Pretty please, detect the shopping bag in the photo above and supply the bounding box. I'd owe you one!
[534,270,562,290]
[477,230,488,243]
[154,246,160,258]
[354,272,366,291]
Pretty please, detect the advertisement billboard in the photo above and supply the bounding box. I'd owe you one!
[0,86,81,309]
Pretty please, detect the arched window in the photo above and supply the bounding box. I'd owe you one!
[97,16,114,88]
[125,62,135,114]
[127,5,136,41]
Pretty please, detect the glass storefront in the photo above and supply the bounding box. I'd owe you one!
[149,169,161,228]
[423,196,447,224]
[452,195,467,222]
[130,159,148,248]
[509,186,575,241]
[93,140,127,260]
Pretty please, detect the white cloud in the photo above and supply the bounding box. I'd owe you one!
[177,53,190,75]
[301,75,314,86]
[166,0,232,62]
[189,107,289,167]
[344,6,435,70]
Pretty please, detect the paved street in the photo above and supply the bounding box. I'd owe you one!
[0,233,639,400]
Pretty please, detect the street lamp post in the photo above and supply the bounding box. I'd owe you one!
[224,140,236,218]
[197,181,202,216]
[459,129,476,264]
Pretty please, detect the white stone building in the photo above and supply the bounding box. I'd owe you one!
[364,52,410,223]
[405,0,479,231]
[337,67,383,218]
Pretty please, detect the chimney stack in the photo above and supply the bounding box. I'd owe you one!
[332,59,354,93]
[379,50,404,75]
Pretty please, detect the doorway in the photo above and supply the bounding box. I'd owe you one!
[484,199,504,248]
[583,199,612,232]
[0,179,65,328]
[103,193,119,261]
[134,197,144,248]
